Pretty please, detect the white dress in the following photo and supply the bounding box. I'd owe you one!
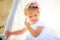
[26,20,57,40]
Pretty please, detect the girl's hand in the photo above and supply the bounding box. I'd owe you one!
[24,18,31,28]
[5,31,11,39]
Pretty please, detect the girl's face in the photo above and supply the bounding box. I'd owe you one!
[26,10,40,24]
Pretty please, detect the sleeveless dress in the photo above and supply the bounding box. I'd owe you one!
[25,20,57,40]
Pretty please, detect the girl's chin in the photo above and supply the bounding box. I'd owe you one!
[31,21,37,24]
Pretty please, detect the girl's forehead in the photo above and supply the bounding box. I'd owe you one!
[28,10,38,14]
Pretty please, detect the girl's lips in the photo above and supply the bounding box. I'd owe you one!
[32,20,35,21]
[32,19,38,21]
[32,19,38,22]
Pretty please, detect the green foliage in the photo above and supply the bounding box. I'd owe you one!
[0,25,4,29]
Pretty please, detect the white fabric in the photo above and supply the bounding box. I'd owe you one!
[26,20,57,40]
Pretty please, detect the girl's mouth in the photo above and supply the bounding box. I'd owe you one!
[32,20,37,22]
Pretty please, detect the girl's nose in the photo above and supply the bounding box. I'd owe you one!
[32,16,36,20]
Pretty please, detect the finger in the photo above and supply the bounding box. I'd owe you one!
[25,18,27,23]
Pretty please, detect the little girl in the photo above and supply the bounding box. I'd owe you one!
[5,2,57,40]
[24,2,57,40]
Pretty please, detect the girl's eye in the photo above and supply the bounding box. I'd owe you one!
[34,15,37,17]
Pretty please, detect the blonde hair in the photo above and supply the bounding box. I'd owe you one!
[24,3,40,16]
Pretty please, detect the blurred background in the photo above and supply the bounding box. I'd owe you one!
[0,0,13,34]
[0,0,60,40]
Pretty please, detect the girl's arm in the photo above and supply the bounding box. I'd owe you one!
[28,26,43,37]
[10,28,26,35]
[5,28,26,39]
[24,19,43,37]
[25,24,43,37]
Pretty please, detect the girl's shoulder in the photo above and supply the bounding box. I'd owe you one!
[31,20,45,29]
[34,20,45,26]
[35,20,45,27]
